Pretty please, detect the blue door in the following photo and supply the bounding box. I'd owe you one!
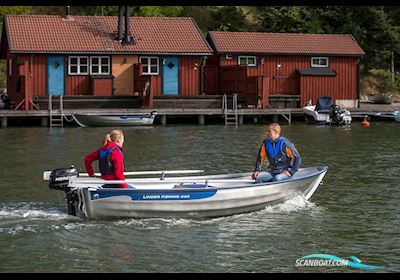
[47,56,65,96]
[163,56,179,95]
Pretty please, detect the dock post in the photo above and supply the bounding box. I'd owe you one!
[160,115,167,125]
[253,116,258,124]
[1,117,7,128]
[198,115,205,125]
[239,115,243,125]
[272,114,279,122]
[41,116,49,127]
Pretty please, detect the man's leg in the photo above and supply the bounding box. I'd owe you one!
[272,173,291,182]
[256,171,274,183]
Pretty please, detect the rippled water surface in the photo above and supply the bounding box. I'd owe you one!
[0,122,399,272]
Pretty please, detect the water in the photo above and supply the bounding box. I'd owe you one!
[0,122,399,272]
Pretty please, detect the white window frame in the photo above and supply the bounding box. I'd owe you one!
[90,56,110,75]
[311,57,329,68]
[68,56,89,75]
[238,55,257,66]
[140,56,159,75]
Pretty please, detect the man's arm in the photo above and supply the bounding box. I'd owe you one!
[284,141,301,175]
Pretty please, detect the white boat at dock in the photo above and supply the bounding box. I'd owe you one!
[72,111,157,127]
[302,96,352,126]
[43,166,328,219]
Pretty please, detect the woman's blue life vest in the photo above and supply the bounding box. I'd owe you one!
[98,147,123,175]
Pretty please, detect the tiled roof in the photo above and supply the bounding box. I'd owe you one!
[4,15,213,55]
[208,31,365,56]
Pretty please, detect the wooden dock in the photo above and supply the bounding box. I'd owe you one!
[0,102,398,128]
[0,108,304,127]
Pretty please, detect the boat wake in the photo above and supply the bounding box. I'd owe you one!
[262,195,322,214]
[0,202,71,221]
[112,195,324,229]
[0,202,82,235]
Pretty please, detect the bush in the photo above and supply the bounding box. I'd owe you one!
[369,69,400,93]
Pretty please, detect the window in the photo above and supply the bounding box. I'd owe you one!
[68,56,89,75]
[311,57,329,67]
[238,56,256,66]
[90,56,110,75]
[68,56,111,75]
[140,56,159,75]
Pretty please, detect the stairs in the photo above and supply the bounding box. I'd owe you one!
[49,95,64,128]
[223,93,238,125]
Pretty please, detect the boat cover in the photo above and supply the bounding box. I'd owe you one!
[315,96,333,112]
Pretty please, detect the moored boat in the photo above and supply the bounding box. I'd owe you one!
[72,111,157,127]
[372,93,395,104]
[302,96,352,126]
[43,166,328,219]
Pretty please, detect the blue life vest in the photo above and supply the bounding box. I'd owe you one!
[266,137,284,158]
[266,137,291,173]
[99,147,122,175]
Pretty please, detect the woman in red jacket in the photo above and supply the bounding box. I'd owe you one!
[84,129,129,189]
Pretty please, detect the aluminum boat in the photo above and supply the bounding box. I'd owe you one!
[43,166,328,219]
[72,111,157,127]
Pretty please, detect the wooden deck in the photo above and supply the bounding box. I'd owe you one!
[0,100,399,127]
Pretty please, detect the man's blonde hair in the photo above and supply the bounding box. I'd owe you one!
[268,123,281,135]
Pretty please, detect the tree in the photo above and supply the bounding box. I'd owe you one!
[212,6,246,31]
[130,6,183,17]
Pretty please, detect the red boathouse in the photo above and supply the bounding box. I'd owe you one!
[205,31,365,108]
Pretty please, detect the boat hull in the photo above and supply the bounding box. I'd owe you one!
[303,106,330,125]
[66,167,328,219]
[73,113,156,127]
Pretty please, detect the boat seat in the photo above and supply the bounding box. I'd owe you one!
[173,183,208,189]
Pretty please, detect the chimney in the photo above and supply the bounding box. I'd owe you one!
[123,6,133,45]
[117,6,123,42]
[63,6,74,21]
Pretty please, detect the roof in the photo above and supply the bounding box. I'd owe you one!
[208,31,365,56]
[296,68,337,76]
[3,15,213,55]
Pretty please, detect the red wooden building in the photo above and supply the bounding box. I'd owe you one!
[205,31,365,108]
[0,14,213,110]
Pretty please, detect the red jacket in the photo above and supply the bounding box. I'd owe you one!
[84,141,127,188]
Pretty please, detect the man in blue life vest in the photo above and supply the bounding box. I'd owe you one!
[252,123,301,183]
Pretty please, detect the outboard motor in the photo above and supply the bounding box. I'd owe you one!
[329,105,352,126]
[49,165,79,191]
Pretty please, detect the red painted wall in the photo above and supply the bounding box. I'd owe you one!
[66,76,90,96]
[217,54,359,105]
[179,56,201,96]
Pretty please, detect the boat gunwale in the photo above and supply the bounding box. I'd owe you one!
[82,166,328,193]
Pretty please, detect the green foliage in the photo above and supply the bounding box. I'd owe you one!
[370,69,400,92]
[181,6,218,34]
[0,6,32,18]
[131,6,183,17]
[212,6,246,31]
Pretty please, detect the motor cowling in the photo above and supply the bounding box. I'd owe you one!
[49,166,79,191]
[329,105,351,126]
